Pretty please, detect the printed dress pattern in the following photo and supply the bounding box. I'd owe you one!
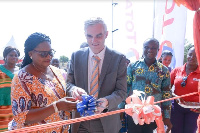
[9,66,70,133]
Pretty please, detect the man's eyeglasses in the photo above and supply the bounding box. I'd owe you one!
[33,49,56,58]
[181,76,187,87]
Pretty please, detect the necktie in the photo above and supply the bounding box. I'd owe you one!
[90,56,101,98]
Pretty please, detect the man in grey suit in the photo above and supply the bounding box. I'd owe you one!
[66,17,127,133]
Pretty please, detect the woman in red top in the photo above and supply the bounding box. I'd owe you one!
[170,46,200,133]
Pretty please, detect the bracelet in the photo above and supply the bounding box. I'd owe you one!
[53,101,59,113]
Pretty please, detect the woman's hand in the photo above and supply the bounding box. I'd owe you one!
[25,97,77,125]
[65,97,78,102]
[56,97,78,112]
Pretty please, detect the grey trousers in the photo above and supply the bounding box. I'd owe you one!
[77,118,104,133]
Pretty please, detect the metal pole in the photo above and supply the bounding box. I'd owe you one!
[152,0,156,38]
[112,1,118,48]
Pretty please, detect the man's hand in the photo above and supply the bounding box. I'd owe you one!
[163,118,172,133]
[71,87,87,100]
[96,98,108,114]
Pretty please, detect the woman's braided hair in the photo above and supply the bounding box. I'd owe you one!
[21,32,51,68]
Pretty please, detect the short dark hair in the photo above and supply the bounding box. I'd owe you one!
[159,50,173,63]
[161,50,173,57]
[80,42,89,48]
[21,32,51,68]
[188,45,194,51]
[3,46,20,60]
[143,38,159,48]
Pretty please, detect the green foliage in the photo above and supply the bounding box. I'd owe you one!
[183,39,193,64]
[59,55,69,69]
[59,55,69,63]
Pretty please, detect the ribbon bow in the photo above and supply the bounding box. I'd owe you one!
[125,90,165,133]
[77,94,97,116]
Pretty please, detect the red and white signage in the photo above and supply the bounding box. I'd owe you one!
[154,0,187,68]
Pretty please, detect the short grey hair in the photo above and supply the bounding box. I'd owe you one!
[84,17,107,32]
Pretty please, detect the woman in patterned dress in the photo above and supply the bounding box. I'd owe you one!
[8,32,77,133]
[0,46,20,132]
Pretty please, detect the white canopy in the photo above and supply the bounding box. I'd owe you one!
[0,36,18,64]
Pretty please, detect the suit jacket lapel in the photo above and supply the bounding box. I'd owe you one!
[82,48,89,93]
[99,47,112,88]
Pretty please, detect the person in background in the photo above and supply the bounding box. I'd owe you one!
[51,58,60,68]
[16,63,22,68]
[118,57,131,108]
[127,38,172,133]
[126,58,130,67]
[159,50,173,72]
[0,46,20,132]
[8,32,77,132]
[51,58,67,81]
[66,17,127,133]
[170,46,200,133]
[118,57,131,133]
[80,42,89,48]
